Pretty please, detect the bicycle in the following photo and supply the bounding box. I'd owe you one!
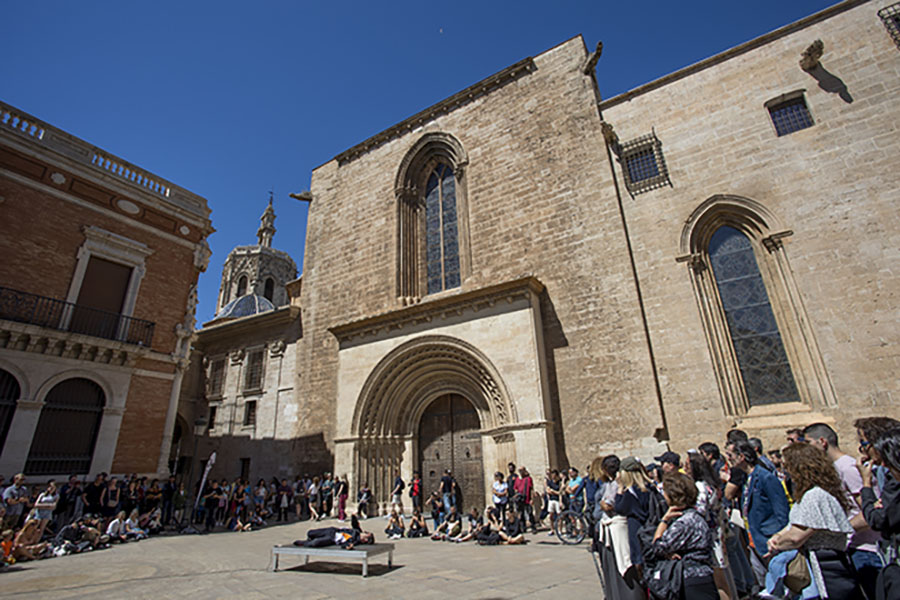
[554,505,595,545]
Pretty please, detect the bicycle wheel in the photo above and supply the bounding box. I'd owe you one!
[554,510,586,544]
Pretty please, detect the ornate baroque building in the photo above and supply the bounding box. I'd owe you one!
[0,100,212,480]
[177,202,305,481]
[288,0,900,510]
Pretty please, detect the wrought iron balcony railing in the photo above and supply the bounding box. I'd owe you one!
[0,286,154,347]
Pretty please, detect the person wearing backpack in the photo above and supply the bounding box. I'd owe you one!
[614,457,665,581]
[391,472,405,517]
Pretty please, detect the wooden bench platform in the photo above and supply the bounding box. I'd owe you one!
[268,543,394,577]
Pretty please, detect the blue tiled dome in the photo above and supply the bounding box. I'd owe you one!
[215,294,275,320]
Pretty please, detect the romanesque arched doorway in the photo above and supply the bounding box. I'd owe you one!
[418,394,484,509]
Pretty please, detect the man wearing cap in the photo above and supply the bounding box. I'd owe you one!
[655,451,682,475]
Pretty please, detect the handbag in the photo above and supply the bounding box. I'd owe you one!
[783,549,811,593]
[647,559,683,600]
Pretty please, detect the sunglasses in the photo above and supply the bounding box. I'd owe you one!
[859,440,871,452]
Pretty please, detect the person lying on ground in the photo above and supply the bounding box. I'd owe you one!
[12,519,49,561]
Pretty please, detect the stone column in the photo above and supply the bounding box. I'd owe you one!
[0,400,42,475]
[91,405,125,475]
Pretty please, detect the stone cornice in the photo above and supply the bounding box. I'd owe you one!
[0,100,213,232]
[0,319,163,368]
[329,276,544,342]
[198,305,300,340]
[332,57,537,166]
[598,0,866,111]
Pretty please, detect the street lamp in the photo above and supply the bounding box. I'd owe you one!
[180,415,207,533]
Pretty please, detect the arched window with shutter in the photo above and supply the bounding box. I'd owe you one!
[0,369,20,454]
[26,378,105,475]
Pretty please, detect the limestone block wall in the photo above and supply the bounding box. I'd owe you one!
[302,36,665,472]
[600,0,900,453]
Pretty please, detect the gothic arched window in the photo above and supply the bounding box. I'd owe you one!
[26,378,105,475]
[236,275,248,297]
[425,164,460,294]
[263,277,275,301]
[679,195,835,416]
[395,133,470,304]
[708,226,800,406]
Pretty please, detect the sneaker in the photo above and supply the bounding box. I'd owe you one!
[547,531,555,537]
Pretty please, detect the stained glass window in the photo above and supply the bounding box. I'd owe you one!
[425,163,460,294]
[708,227,800,406]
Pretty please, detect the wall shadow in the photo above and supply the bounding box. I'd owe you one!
[808,64,853,103]
[539,290,570,469]
[190,432,334,483]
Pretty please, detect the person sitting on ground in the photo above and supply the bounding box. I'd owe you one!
[499,506,526,544]
[451,507,484,543]
[431,505,462,540]
[1,529,15,565]
[227,513,252,532]
[105,510,128,543]
[124,509,148,539]
[12,519,49,561]
[407,508,428,538]
[293,515,374,549]
[384,508,405,539]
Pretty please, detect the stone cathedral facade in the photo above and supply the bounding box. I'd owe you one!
[190,0,900,510]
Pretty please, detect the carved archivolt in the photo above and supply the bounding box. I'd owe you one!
[352,335,514,437]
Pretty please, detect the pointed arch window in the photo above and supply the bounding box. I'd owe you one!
[263,277,275,301]
[236,275,248,297]
[708,227,800,406]
[425,164,460,294]
[395,132,470,304]
[679,196,835,416]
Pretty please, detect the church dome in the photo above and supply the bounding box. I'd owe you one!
[214,294,276,320]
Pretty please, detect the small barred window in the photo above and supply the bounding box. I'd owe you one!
[619,132,670,195]
[766,93,814,136]
[243,349,265,391]
[208,359,226,397]
[243,400,257,427]
[879,3,900,49]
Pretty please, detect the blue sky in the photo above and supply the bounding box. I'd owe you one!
[2,0,835,322]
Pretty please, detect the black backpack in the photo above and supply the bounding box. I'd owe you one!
[636,486,668,565]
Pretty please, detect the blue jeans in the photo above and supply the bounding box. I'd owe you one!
[442,493,454,514]
[850,548,882,600]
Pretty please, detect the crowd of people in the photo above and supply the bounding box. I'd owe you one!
[0,472,184,565]
[585,418,900,600]
[4,416,899,600]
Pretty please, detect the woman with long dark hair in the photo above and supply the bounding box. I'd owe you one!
[766,442,864,599]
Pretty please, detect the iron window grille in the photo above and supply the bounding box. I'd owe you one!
[619,132,671,195]
[243,349,265,392]
[879,3,900,49]
[243,400,257,427]
[766,92,814,137]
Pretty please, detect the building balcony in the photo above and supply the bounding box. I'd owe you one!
[0,286,154,347]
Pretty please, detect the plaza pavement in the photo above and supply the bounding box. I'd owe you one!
[0,516,602,599]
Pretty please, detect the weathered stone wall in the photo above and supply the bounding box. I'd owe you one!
[302,36,666,473]
[600,0,900,454]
